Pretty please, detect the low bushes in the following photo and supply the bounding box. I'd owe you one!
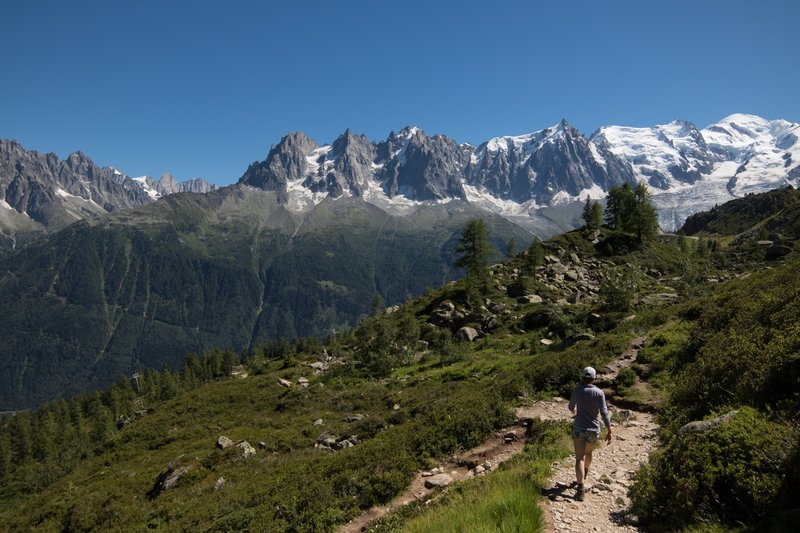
[630,407,793,531]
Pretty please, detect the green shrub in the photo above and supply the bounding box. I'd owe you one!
[599,273,635,312]
[630,407,792,531]
[616,368,636,388]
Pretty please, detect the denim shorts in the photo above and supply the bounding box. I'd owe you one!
[572,428,600,442]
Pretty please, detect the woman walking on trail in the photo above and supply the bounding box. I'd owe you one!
[568,366,612,501]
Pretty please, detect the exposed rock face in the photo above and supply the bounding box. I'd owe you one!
[0,140,215,241]
[0,140,151,229]
[153,172,215,195]
[376,128,469,201]
[239,132,319,202]
[304,129,376,197]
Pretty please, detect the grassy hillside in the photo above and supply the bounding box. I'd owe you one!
[1,189,798,531]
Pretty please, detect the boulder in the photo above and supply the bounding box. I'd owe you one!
[424,473,454,489]
[237,441,256,459]
[517,294,543,305]
[345,414,366,422]
[216,435,235,450]
[456,326,480,342]
[677,410,738,437]
[148,457,196,498]
[278,378,292,388]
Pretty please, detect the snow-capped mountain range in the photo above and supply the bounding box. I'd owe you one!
[239,113,800,231]
[1,113,797,245]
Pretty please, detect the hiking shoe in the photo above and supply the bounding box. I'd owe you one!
[575,485,585,501]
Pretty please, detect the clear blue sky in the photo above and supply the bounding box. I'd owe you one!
[2,0,798,186]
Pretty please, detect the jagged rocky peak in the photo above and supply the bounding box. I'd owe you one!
[376,126,423,162]
[159,171,177,188]
[154,172,214,195]
[238,131,320,198]
[314,129,377,197]
[522,120,629,203]
[377,126,470,201]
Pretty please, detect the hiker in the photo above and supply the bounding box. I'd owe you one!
[568,366,612,501]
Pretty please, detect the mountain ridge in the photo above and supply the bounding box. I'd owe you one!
[237,113,800,231]
[0,139,215,248]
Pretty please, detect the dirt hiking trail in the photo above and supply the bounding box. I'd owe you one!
[339,336,659,532]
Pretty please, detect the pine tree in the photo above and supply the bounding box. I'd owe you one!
[159,365,181,400]
[590,201,603,230]
[221,349,239,376]
[0,433,10,482]
[506,238,517,258]
[604,182,659,242]
[9,412,33,463]
[631,183,660,241]
[582,197,593,229]
[524,239,544,277]
[454,219,493,291]
[371,293,384,316]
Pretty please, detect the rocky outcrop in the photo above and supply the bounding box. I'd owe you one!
[677,410,739,437]
[315,432,360,451]
[148,456,198,498]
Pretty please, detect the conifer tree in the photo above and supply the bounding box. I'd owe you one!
[454,219,493,283]
[221,349,239,376]
[454,219,494,303]
[631,183,660,241]
[604,182,659,242]
[9,412,33,463]
[583,197,603,230]
[371,293,384,316]
[590,201,602,230]
[506,238,516,258]
[0,434,10,482]
[524,239,544,278]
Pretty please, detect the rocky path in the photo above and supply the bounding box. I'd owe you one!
[338,425,529,532]
[339,336,659,532]
[516,335,659,532]
[517,398,658,532]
